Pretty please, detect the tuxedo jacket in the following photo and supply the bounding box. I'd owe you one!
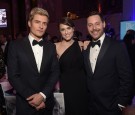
[4,41,10,66]
[0,47,5,77]
[7,37,60,115]
[84,36,134,115]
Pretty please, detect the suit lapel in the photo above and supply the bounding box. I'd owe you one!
[94,37,110,73]
[84,43,93,76]
[22,37,38,72]
[40,40,49,73]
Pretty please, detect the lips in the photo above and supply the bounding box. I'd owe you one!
[65,35,70,38]
[37,30,44,34]
[64,34,71,38]
[91,30,99,36]
[93,31,98,35]
[38,30,44,32]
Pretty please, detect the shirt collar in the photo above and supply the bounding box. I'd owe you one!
[28,34,43,46]
[98,33,105,46]
[92,33,105,47]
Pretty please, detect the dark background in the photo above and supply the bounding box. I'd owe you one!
[0,0,123,38]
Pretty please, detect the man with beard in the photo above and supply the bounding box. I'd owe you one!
[83,11,134,115]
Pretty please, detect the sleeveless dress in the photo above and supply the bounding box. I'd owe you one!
[59,41,88,115]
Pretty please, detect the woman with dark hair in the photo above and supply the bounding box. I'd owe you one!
[55,17,89,115]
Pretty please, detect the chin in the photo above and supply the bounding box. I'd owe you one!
[37,34,43,38]
[66,38,71,40]
[63,38,72,42]
[92,37,99,40]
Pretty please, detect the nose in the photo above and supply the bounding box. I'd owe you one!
[93,25,96,30]
[39,23,44,29]
[65,29,68,34]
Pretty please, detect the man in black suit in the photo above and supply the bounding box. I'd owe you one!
[84,11,134,115]
[0,47,6,114]
[0,34,10,66]
[7,7,60,115]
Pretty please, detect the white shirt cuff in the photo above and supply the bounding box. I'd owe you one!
[39,92,46,101]
[118,104,125,110]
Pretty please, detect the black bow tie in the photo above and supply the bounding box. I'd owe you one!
[91,40,101,47]
[32,40,44,46]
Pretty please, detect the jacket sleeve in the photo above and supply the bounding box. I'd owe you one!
[116,42,134,106]
[7,41,35,99]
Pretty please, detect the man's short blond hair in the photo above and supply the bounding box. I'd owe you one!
[28,7,49,21]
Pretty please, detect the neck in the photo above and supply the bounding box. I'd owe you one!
[29,33,42,41]
[62,39,74,44]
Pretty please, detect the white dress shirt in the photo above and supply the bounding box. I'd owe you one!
[1,41,7,52]
[89,33,105,72]
[29,34,46,100]
[89,33,125,109]
[29,34,43,72]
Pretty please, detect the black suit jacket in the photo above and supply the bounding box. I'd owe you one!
[84,36,134,115]
[3,41,10,66]
[7,37,60,115]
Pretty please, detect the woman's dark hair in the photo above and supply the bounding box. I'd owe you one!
[58,17,75,28]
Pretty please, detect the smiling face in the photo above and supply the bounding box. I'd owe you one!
[59,24,74,41]
[28,14,48,40]
[87,15,105,41]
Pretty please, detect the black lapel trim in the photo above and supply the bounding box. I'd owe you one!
[40,40,50,73]
[84,43,93,77]
[22,37,38,72]
[94,37,110,73]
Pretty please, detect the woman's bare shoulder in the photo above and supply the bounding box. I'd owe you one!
[54,42,61,47]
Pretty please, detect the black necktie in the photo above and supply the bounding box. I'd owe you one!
[91,40,101,48]
[32,40,44,46]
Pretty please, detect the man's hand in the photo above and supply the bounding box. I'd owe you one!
[27,93,44,107]
[36,101,46,110]
[122,105,135,115]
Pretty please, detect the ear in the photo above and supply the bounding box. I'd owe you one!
[28,21,31,28]
[103,21,106,28]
